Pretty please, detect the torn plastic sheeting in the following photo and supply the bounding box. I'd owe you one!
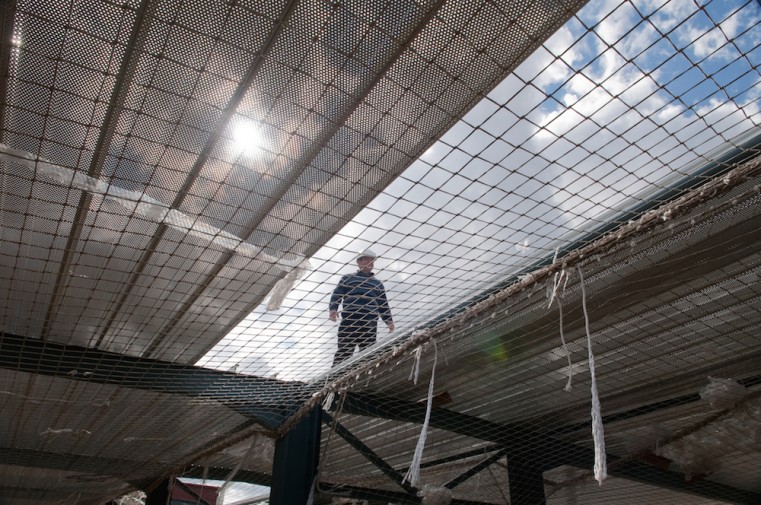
[266,258,312,310]
[0,143,302,270]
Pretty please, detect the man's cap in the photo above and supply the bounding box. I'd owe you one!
[356,248,378,260]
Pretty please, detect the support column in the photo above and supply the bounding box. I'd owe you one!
[270,407,321,505]
[508,457,546,505]
[145,478,171,505]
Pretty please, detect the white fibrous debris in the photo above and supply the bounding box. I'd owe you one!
[657,382,760,481]
[418,484,453,505]
[112,491,146,505]
[409,346,423,384]
[39,428,91,437]
[700,377,747,410]
[404,343,438,487]
[322,391,335,411]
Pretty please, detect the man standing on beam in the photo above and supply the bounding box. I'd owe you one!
[329,248,395,365]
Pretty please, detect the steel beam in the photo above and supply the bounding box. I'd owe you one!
[342,391,761,505]
[343,392,591,469]
[398,444,503,473]
[0,0,17,137]
[322,410,417,496]
[444,448,509,490]
[0,331,310,428]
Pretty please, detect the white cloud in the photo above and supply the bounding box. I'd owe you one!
[689,24,733,60]
[646,0,698,32]
[594,1,639,47]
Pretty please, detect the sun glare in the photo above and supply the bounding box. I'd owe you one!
[233,121,262,156]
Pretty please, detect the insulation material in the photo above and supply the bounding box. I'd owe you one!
[419,484,453,505]
[700,377,748,410]
[657,382,761,480]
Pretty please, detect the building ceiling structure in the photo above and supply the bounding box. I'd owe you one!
[1,0,760,504]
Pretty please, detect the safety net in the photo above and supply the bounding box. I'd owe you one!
[0,0,760,503]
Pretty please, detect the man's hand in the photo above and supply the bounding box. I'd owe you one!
[329,310,338,322]
[386,321,395,332]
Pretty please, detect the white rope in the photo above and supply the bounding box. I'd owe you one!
[409,346,423,384]
[404,341,438,486]
[547,248,563,308]
[322,391,335,411]
[557,297,573,392]
[547,267,573,391]
[577,266,607,484]
[547,273,561,308]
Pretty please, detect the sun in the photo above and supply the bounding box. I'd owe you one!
[233,120,262,156]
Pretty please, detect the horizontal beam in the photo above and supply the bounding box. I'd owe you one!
[0,446,167,491]
[342,392,761,504]
[0,485,95,503]
[0,332,313,429]
[0,419,265,493]
[398,444,503,473]
[611,460,761,505]
[343,392,591,468]
[550,370,761,437]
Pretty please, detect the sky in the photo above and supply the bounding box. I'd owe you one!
[197,0,761,381]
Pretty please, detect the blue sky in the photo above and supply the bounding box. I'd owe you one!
[198,0,761,381]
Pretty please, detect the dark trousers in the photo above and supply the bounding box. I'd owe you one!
[334,313,377,365]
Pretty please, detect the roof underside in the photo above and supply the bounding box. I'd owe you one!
[1,0,761,504]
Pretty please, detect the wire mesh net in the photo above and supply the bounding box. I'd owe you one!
[311,165,761,504]
[1,0,760,503]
